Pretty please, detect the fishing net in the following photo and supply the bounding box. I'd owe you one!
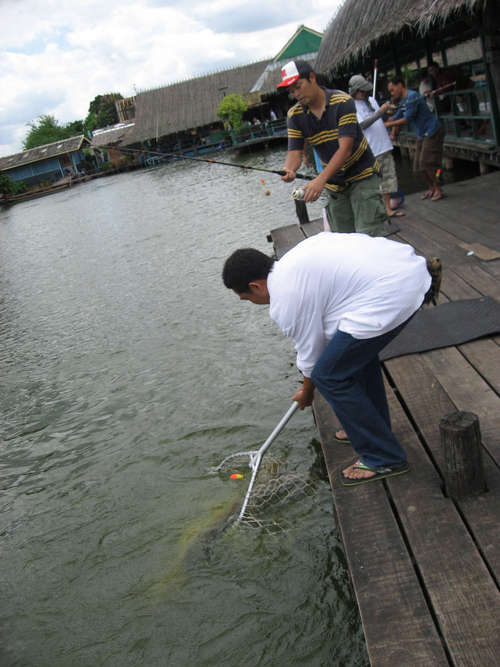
[213,451,316,532]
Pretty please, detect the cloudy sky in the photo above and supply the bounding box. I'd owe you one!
[0,0,342,157]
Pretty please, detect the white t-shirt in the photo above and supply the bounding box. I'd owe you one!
[267,232,431,377]
[354,97,393,157]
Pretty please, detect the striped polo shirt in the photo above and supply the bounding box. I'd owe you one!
[287,88,378,192]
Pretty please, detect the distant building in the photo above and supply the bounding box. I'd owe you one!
[250,25,323,115]
[91,123,136,165]
[116,96,136,123]
[315,0,500,166]
[124,59,271,151]
[95,25,323,153]
[0,136,92,187]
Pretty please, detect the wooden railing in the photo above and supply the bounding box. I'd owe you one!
[436,85,498,145]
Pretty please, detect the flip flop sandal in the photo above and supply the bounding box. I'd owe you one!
[341,461,409,486]
[421,190,433,200]
[333,432,351,444]
[388,210,405,217]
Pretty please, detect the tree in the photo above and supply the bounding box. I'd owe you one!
[217,93,248,130]
[65,119,84,135]
[23,115,67,149]
[85,93,123,131]
[23,115,85,149]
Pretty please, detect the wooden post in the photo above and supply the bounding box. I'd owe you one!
[390,35,401,76]
[439,412,487,500]
[294,199,310,225]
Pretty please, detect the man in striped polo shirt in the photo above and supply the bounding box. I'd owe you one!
[278,60,387,236]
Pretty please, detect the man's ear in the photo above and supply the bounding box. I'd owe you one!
[248,279,266,293]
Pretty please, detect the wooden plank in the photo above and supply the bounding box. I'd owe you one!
[440,267,482,300]
[407,198,500,248]
[450,262,500,299]
[396,219,500,298]
[385,382,500,666]
[312,393,448,666]
[458,242,500,261]
[421,346,500,463]
[394,219,470,268]
[386,354,500,582]
[433,286,500,398]
[457,337,500,394]
[300,218,324,237]
[269,224,305,258]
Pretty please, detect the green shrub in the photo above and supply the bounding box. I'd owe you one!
[0,174,27,194]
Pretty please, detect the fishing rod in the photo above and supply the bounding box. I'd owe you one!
[423,81,457,97]
[104,145,314,181]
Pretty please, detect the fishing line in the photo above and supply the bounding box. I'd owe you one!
[102,145,314,181]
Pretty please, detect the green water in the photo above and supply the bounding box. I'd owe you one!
[0,148,368,666]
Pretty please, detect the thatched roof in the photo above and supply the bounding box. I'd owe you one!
[127,60,271,144]
[0,135,90,172]
[315,0,486,73]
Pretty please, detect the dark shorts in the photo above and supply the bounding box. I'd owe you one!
[413,127,444,173]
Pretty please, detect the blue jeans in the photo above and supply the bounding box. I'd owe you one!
[311,321,409,469]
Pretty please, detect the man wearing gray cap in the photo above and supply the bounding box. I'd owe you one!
[348,74,404,219]
[278,60,387,236]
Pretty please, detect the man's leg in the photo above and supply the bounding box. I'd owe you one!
[425,169,443,200]
[311,325,409,471]
[378,151,402,216]
[349,174,388,236]
[325,190,356,233]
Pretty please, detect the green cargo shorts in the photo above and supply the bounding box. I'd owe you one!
[325,174,387,236]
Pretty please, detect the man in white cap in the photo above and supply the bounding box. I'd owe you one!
[348,74,404,219]
[278,60,387,236]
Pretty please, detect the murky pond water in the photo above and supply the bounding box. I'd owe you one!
[0,148,368,666]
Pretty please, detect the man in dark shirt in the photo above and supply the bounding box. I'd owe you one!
[278,60,387,236]
[386,77,444,201]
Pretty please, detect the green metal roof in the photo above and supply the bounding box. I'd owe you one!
[275,25,323,61]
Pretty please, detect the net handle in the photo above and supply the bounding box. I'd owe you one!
[236,401,299,523]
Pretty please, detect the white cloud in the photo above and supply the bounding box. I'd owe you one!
[0,0,341,156]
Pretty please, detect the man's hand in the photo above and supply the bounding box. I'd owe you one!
[380,101,396,115]
[281,168,296,182]
[303,175,326,202]
[292,377,314,410]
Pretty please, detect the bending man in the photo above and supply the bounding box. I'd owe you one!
[222,233,431,485]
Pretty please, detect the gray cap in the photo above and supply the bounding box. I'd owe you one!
[348,74,372,96]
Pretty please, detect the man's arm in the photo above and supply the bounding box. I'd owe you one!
[384,115,406,142]
[384,117,406,129]
[281,149,304,182]
[302,136,354,202]
[359,101,393,129]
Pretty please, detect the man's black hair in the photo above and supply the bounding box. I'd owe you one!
[389,76,405,86]
[222,248,275,294]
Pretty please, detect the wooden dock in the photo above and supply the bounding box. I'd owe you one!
[269,171,500,666]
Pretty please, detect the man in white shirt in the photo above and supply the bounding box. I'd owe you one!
[348,74,404,219]
[222,232,431,485]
